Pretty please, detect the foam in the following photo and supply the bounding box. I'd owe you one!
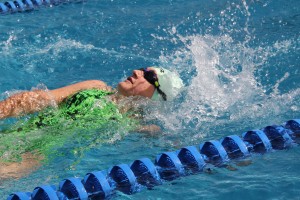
[144,33,300,146]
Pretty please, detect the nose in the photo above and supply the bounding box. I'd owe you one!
[132,70,143,78]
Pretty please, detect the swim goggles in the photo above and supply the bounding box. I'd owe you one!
[139,68,167,101]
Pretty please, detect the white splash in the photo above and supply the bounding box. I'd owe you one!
[0,32,18,56]
[146,33,300,146]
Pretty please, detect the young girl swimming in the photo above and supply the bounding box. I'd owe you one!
[0,67,183,179]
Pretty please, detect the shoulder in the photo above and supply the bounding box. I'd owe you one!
[77,80,110,90]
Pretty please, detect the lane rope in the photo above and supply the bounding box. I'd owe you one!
[7,119,300,199]
[0,0,84,14]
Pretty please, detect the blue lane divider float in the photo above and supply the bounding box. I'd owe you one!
[7,119,300,200]
[0,0,83,14]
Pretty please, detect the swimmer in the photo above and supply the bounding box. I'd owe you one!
[0,67,184,179]
[0,67,183,119]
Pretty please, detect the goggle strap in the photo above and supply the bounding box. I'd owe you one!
[157,87,167,101]
[140,68,167,101]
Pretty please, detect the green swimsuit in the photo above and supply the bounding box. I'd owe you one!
[0,89,138,162]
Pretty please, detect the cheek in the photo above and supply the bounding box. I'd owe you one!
[133,84,146,93]
[132,81,151,95]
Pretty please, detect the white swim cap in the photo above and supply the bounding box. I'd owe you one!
[149,67,184,101]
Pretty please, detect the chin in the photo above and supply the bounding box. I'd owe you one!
[117,82,130,96]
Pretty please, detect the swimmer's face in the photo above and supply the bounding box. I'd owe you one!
[118,68,156,98]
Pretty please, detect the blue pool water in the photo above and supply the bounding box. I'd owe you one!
[0,0,300,199]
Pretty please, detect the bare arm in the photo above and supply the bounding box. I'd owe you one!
[49,80,111,104]
[0,80,110,119]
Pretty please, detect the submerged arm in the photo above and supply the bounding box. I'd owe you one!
[115,97,162,135]
[0,80,110,119]
[135,124,161,135]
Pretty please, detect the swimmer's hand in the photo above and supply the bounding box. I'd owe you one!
[136,124,161,136]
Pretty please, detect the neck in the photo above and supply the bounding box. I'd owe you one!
[108,92,125,104]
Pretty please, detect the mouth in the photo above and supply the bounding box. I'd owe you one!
[126,77,133,84]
